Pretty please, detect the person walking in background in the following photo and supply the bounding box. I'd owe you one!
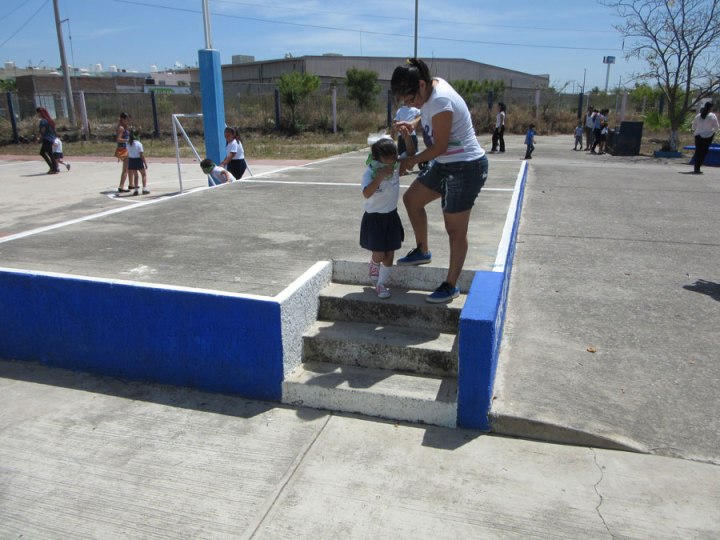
[524,124,536,159]
[574,122,584,150]
[490,102,506,153]
[360,133,414,299]
[36,107,59,174]
[200,158,237,185]
[126,130,149,195]
[391,57,488,304]
[52,136,70,171]
[584,106,595,150]
[220,126,248,180]
[691,101,719,174]
[115,112,131,192]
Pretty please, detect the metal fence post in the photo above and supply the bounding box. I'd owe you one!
[77,91,90,139]
[150,91,160,138]
[332,87,337,134]
[6,92,19,144]
[274,88,280,129]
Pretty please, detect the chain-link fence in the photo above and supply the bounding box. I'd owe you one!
[0,84,668,145]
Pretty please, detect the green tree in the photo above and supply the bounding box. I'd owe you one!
[345,68,381,110]
[0,78,16,92]
[277,71,320,131]
[602,0,720,151]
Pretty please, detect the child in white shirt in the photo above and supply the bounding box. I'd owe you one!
[52,137,70,171]
[200,158,236,185]
[360,131,414,298]
[127,131,149,195]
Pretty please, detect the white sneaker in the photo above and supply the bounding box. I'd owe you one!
[368,260,380,284]
[375,283,390,299]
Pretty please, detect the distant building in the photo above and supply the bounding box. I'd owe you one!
[190,54,549,92]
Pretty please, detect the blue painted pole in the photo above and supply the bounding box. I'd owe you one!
[198,49,226,175]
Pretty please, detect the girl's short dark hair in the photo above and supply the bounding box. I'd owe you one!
[391,58,432,99]
[498,102,506,112]
[701,101,713,119]
[371,138,398,161]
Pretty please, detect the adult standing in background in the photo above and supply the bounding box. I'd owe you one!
[36,107,59,174]
[391,58,488,304]
[490,102,506,153]
[691,102,719,174]
[115,112,131,192]
[584,106,595,150]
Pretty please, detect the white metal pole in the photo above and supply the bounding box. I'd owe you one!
[78,91,89,139]
[202,0,212,49]
[172,115,183,192]
[414,0,419,58]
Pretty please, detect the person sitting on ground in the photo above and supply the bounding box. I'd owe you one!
[201,158,236,185]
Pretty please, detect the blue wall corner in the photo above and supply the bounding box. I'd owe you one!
[0,271,283,401]
[457,271,504,430]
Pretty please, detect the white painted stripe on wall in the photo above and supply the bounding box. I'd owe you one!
[493,161,528,272]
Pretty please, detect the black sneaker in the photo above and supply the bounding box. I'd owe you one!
[426,281,460,304]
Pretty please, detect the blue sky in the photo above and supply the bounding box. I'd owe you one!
[1,0,642,92]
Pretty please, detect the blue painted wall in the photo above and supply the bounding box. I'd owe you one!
[0,271,283,400]
[457,163,528,430]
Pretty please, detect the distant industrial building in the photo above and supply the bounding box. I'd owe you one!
[205,54,550,91]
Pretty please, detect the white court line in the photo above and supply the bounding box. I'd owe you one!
[1,153,514,244]
[493,161,528,272]
[0,266,272,301]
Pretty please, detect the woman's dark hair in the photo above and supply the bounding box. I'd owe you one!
[36,107,55,130]
[391,58,432,99]
[370,138,398,161]
[498,102,506,112]
[700,101,713,119]
[119,112,129,120]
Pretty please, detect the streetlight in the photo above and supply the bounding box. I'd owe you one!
[603,56,615,94]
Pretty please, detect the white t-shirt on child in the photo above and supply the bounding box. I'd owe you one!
[128,141,144,159]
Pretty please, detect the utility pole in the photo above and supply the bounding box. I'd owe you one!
[414,0,418,58]
[53,0,76,126]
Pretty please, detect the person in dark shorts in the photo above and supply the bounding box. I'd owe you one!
[126,130,149,195]
[391,58,489,304]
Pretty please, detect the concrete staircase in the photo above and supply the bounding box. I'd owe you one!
[282,277,466,428]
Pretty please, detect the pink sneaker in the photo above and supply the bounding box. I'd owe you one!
[375,283,390,299]
[368,260,380,284]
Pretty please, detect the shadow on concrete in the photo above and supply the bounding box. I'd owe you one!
[0,358,320,421]
[683,279,720,302]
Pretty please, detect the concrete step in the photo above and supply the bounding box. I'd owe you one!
[282,361,458,428]
[318,282,464,334]
[303,320,458,377]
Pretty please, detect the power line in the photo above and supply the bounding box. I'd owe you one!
[0,0,29,24]
[0,0,50,50]
[110,0,620,52]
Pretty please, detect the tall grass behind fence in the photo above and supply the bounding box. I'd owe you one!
[0,84,663,145]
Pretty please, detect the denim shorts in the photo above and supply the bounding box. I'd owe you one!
[417,156,488,213]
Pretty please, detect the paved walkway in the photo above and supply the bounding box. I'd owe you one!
[1,135,719,538]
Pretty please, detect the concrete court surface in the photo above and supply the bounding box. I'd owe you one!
[490,135,720,465]
[0,151,518,295]
[1,136,720,538]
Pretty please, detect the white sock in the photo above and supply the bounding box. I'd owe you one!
[377,262,391,286]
